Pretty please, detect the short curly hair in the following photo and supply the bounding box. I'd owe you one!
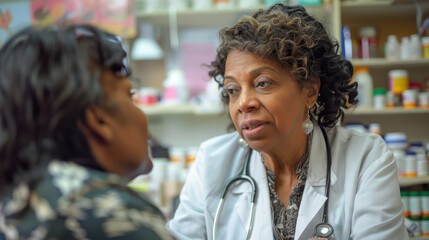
[209,4,357,128]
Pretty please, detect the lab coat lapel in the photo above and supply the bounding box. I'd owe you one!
[295,123,338,240]
[231,150,273,240]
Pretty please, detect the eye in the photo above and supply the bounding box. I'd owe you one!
[129,88,136,99]
[256,78,272,88]
[226,84,239,97]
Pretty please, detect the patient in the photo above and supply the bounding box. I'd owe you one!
[0,24,172,239]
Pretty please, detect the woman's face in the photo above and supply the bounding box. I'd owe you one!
[100,69,152,177]
[224,50,312,153]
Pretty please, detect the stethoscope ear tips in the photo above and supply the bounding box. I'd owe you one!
[239,138,248,148]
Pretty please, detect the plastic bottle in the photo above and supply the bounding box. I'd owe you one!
[162,68,188,104]
[405,150,417,177]
[373,88,387,109]
[419,92,429,108]
[238,0,259,8]
[389,69,409,96]
[422,217,429,236]
[417,153,428,176]
[401,36,411,60]
[368,123,381,135]
[403,89,418,109]
[385,132,407,176]
[192,0,212,9]
[385,35,401,60]
[422,191,429,217]
[410,191,422,218]
[354,66,373,108]
[402,191,411,217]
[358,26,378,59]
[410,34,422,59]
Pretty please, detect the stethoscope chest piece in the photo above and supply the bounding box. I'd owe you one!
[314,223,334,238]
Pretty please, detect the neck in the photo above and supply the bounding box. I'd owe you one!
[262,132,308,176]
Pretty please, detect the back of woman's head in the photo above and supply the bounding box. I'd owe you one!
[0,24,129,187]
[209,3,357,128]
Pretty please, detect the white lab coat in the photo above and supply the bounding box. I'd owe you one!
[167,123,409,240]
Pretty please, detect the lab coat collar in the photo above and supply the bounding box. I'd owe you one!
[295,122,338,240]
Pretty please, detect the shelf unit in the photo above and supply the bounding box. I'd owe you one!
[399,176,429,187]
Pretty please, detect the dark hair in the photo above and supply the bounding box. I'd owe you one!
[209,4,357,128]
[0,24,130,188]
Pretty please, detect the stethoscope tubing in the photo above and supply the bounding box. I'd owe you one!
[213,124,334,239]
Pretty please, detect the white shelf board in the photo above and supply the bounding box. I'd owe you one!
[341,0,428,19]
[351,58,429,68]
[345,107,429,115]
[136,5,330,27]
[411,236,429,240]
[399,176,429,187]
[138,104,225,116]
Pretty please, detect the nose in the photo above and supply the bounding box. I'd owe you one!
[238,89,259,113]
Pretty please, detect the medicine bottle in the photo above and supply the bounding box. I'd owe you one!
[422,217,429,236]
[401,191,410,217]
[417,153,428,176]
[421,191,429,217]
[385,132,407,176]
[386,91,395,108]
[368,123,381,135]
[354,66,373,108]
[358,26,378,59]
[401,36,411,60]
[410,191,422,218]
[389,69,409,95]
[385,35,400,60]
[410,34,422,59]
[419,92,429,108]
[403,89,418,109]
[373,88,386,109]
[405,150,417,177]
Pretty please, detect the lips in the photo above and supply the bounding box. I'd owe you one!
[241,120,267,137]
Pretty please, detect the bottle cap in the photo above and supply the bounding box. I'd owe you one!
[373,88,387,95]
[354,66,370,73]
[401,191,409,197]
[410,191,420,196]
[421,191,429,197]
[406,150,417,156]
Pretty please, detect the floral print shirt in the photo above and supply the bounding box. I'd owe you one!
[265,133,312,240]
[0,160,173,240]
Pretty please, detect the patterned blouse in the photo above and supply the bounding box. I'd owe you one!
[265,133,312,240]
[0,160,173,240]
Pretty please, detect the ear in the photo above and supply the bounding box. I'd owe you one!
[304,78,320,109]
[78,107,114,143]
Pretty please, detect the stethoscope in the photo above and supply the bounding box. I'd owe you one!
[212,123,334,240]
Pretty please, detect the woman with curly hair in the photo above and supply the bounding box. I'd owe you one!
[0,25,172,239]
[168,3,407,240]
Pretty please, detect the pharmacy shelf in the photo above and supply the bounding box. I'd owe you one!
[136,4,330,27]
[411,236,429,240]
[352,58,429,69]
[399,176,429,187]
[341,0,429,19]
[138,104,225,116]
[345,107,429,115]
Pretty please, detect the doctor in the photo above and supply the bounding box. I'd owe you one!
[167,4,408,240]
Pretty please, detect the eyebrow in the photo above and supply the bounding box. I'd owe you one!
[250,66,280,75]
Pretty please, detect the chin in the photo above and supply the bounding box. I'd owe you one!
[127,156,153,180]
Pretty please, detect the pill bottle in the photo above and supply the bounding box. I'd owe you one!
[185,147,198,168]
[403,89,418,108]
[385,132,407,176]
[410,34,422,59]
[419,92,429,108]
[386,91,395,108]
[385,34,400,60]
[401,36,411,60]
[410,191,422,218]
[422,217,429,236]
[417,153,428,176]
[421,191,429,217]
[354,66,373,108]
[389,69,409,95]
[422,36,429,59]
[405,150,418,177]
[373,88,387,109]
[401,191,410,217]
[368,123,381,135]
[358,26,378,59]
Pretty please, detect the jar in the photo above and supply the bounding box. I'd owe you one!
[410,191,422,218]
[410,34,422,59]
[354,66,373,108]
[405,151,417,177]
[401,191,410,217]
[389,69,409,95]
[401,36,411,60]
[139,87,159,105]
[402,89,418,108]
[373,88,386,109]
[421,191,429,217]
[419,92,429,108]
[422,36,429,59]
